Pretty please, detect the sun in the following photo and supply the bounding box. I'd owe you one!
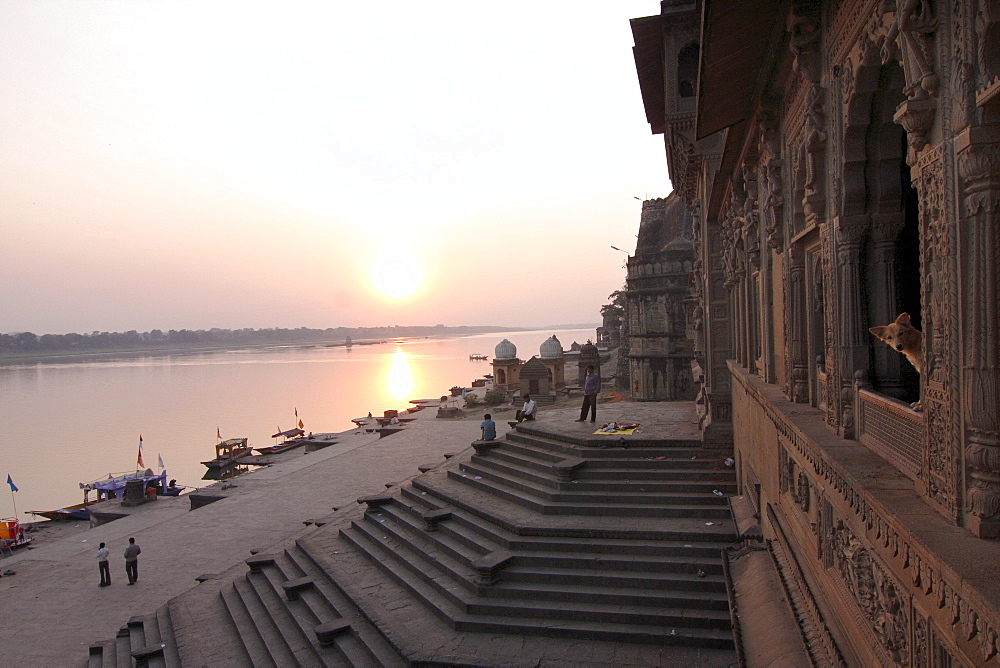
[373,254,421,299]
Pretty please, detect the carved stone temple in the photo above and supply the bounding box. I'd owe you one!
[625,194,697,401]
[632,0,1000,665]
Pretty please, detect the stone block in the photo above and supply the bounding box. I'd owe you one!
[356,494,393,507]
[282,576,314,601]
[472,550,514,586]
[472,440,499,456]
[245,554,276,574]
[421,507,453,532]
[315,619,352,646]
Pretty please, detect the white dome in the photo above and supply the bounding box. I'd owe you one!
[494,339,517,360]
[540,335,563,359]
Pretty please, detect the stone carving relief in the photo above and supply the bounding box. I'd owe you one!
[788,0,823,84]
[759,109,786,252]
[803,84,828,218]
[916,146,960,520]
[830,521,910,664]
[882,0,940,157]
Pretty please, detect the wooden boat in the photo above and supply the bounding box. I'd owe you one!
[202,438,253,469]
[28,501,95,522]
[0,518,31,549]
[255,428,308,455]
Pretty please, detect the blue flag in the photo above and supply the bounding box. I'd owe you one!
[6,474,17,492]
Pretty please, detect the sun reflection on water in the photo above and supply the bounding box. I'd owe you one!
[385,346,414,402]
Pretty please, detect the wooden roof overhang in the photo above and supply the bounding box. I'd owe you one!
[697,0,787,220]
[631,15,666,136]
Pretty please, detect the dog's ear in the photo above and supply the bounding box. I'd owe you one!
[895,313,911,326]
[869,326,887,338]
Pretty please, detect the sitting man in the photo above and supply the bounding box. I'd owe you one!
[516,394,537,422]
[480,413,496,441]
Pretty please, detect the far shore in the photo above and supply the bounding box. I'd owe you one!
[0,337,395,365]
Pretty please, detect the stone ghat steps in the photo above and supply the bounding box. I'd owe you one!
[302,531,736,655]
[362,494,730,587]
[483,446,738,488]
[339,514,733,649]
[398,483,736,552]
[217,544,406,667]
[464,454,736,498]
[409,472,739,541]
[510,425,705,451]
[504,430,721,460]
[338,480,735,649]
[449,467,732,518]
[88,605,180,668]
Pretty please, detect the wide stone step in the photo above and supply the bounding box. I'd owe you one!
[454,612,735,649]
[407,476,739,541]
[339,522,470,622]
[464,595,732,630]
[246,548,408,667]
[346,517,477,602]
[220,580,287,667]
[327,527,734,649]
[487,579,730,610]
[574,466,735,480]
[468,455,560,489]
[343,515,732,637]
[462,460,730,505]
[449,469,732,518]
[502,563,727,592]
[505,432,713,459]
[363,504,489,575]
[90,608,180,668]
[396,484,736,557]
[288,542,409,668]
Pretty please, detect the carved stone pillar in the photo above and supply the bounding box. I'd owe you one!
[869,213,907,398]
[788,246,809,402]
[957,127,1000,537]
[836,215,870,438]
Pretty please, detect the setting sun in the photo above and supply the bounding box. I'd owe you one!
[373,254,421,299]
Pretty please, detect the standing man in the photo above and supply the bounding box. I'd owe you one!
[516,394,537,422]
[97,542,111,587]
[577,365,600,423]
[124,537,141,585]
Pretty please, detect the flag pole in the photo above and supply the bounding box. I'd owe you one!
[9,488,18,522]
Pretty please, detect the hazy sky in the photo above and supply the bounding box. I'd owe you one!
[0,1,668,335]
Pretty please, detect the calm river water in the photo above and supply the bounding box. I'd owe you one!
[0,328,593,516]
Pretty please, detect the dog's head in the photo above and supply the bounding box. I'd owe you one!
[869,313,920,352]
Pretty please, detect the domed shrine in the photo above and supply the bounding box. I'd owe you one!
[491,339,521,391]
[539,336,565,389]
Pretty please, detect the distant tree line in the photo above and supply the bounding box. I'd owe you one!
[0,325,522,356]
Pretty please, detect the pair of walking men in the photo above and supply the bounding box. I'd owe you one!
[96,536,141,587]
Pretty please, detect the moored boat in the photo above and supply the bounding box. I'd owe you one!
[202,437,253,469]
[255,428,308,455]
[0,518,30,549]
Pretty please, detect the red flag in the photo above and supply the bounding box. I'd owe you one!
[217,427,221,440]
[137,435,145,469]
[295,407,298,418]
[298,419,304,429]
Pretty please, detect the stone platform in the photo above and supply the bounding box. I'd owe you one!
[1,400,802,666]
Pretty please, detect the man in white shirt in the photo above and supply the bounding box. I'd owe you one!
[516,394,537,423]
[96,542,111,587]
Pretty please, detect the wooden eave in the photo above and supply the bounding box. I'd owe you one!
[631,15,666,135]
[698,0,788,220]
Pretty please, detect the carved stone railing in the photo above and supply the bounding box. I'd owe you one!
[729,362,1000,664]
[855,383,924,482]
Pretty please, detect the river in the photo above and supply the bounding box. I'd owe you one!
[0,327,594,515]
